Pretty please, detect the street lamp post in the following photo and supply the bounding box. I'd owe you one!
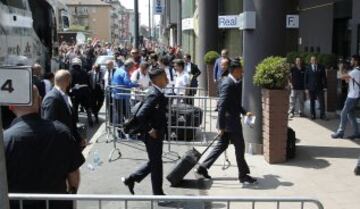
[177,0,182,46]
[134,0,140,49]
[148,0,152,41]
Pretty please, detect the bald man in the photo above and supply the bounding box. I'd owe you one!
[4,86,84,209]
[42,70,84,148]
[213,49,229,83]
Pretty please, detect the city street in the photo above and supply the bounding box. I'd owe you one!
[1,0,360,209]
[77,107,360,209]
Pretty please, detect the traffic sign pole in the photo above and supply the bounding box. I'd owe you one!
[0,110,10,209]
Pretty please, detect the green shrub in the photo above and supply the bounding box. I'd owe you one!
[318,53,337,68]
[204,51,220,65]
[253,56,290,89]
[286,51,301,64]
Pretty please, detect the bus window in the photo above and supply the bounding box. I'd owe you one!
[63,16,69,29]
[1,0,27,10]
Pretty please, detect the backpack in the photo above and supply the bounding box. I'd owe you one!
[351,67,360,98]
[123,101,145,135]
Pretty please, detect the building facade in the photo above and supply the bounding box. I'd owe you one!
[299,0,360,58]
[64,0,112,42]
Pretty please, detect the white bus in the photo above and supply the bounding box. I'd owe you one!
[0,0,69,72]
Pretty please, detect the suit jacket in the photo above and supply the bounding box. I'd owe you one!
[218,76,247,133]
[190,63,201,79]
[33,76,46,98]
[41,88,81,143]
[213,57,224,82]
[189,63,201,87]
[136,86,168,136]
[304,64,327,91]
[88,70,104,92]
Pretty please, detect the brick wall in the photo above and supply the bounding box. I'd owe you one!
[262,89,289,164]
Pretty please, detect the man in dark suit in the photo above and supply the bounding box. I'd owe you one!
[69,58,93,126]
[196,58,257,185]
[32,63,46,98]
[88,64,104,123]
[304,56,327,120]
[122,67,169,197]
[213,49,229,84]
[42,70,84,148]
[184,53,201,96]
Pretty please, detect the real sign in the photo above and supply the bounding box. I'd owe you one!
[218,15,241,29]
[0,67,32,106]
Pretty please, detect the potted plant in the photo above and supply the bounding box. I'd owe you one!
[204,51,220,96]
[254,56,290,164]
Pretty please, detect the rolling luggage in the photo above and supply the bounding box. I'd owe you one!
[287,127,296,159]
[170,103,203,141]
[166,135,220,186]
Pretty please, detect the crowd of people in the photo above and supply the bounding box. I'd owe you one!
[1,41,207,209]
[3,38,360,208]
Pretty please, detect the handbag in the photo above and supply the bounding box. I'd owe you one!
[123,101,145,135]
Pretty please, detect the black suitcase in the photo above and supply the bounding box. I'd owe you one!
[287,127,296,159]
[170,103,203,141]
[166,135,220,186]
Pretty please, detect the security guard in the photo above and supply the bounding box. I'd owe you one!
[69,58,93,126]
[4,86,85,209]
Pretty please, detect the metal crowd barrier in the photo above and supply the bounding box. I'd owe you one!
[103,86,219,162]
[8,194,325,209]
[103,85,147,161]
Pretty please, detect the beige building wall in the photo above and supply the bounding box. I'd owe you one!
[88,6,112,41]
[68,5,112,42]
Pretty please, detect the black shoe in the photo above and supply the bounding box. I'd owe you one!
[299,113,306,118]
[331,132,344,139]
[196,166,211,179]
[311,115,316,120]
[122,177,135,195]
[239,175,257,185]
[94,115,99,124]
[355,166,360,176]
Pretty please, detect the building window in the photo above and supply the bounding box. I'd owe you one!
[1,0,27,10]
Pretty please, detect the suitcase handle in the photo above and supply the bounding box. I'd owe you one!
[200,134,221,158]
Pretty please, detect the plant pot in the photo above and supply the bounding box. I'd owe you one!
[262,89,289,164]
[207,64,217,97]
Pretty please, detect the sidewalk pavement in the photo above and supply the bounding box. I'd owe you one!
[78,113,360,209]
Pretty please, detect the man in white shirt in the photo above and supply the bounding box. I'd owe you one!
[332,55,360,139]
[173,59,190,96]
[159,56,176,95]
[131,61,151,90]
